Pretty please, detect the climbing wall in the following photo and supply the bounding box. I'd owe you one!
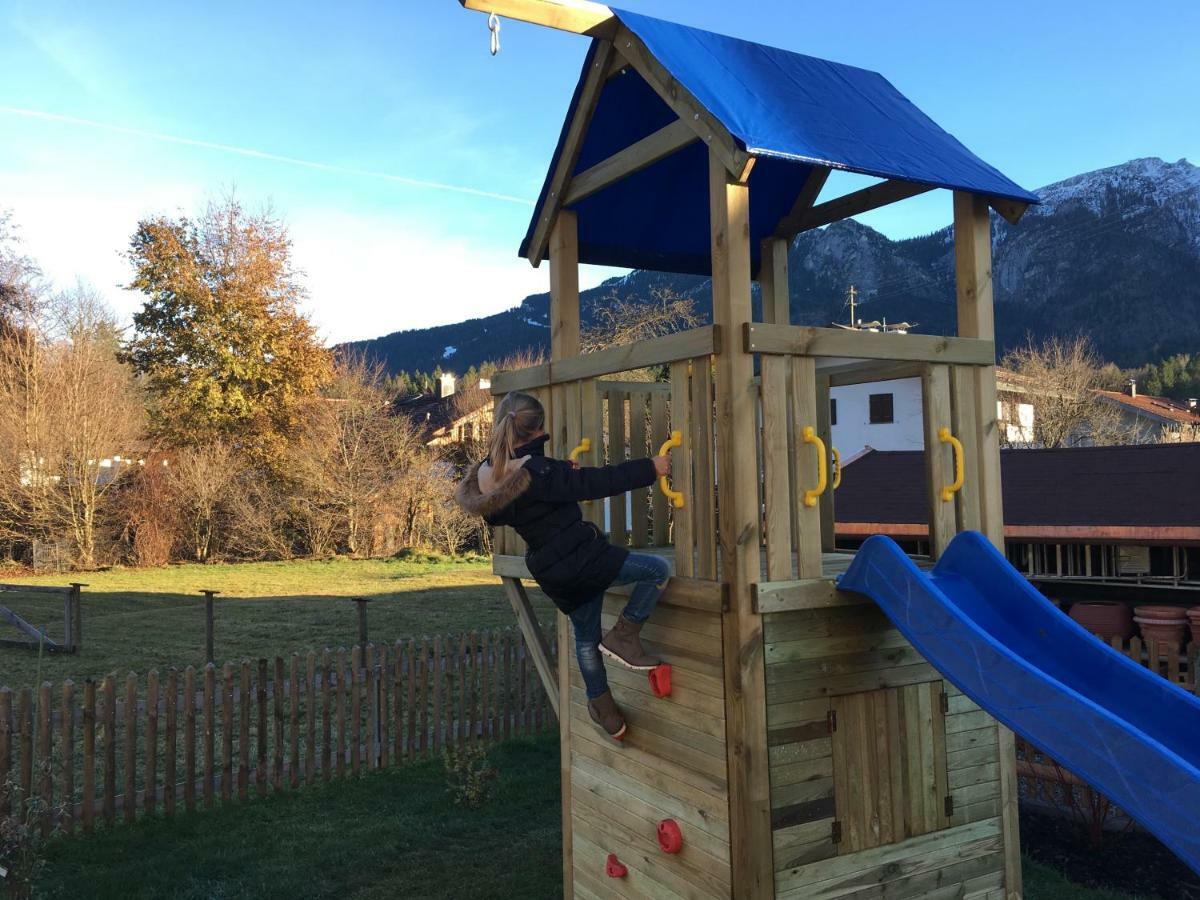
[764,600,1008,899]
[566,576,731,899]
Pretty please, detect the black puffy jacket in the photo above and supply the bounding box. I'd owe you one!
[454,436,657,612]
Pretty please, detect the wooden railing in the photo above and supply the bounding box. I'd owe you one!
[0,628,556,835]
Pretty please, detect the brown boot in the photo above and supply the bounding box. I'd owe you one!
[587,690,627,741]
[600,616,661,671]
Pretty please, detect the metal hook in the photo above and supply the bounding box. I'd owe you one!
[488,12,501,56]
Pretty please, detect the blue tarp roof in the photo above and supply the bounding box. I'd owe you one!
[520,9,1039,275]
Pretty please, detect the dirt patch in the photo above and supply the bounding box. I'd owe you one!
[1021,810,1200,899]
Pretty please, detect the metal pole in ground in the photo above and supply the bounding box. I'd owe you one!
[201,590,220,664]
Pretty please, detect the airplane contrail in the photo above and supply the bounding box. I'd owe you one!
[0,105,536,207]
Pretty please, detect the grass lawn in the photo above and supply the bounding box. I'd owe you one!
[33,732,1143,900]
[38,735,562,900]
[0,555,556,690]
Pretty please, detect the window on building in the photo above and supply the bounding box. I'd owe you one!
[830,398,837,426]
[868,393,894,424]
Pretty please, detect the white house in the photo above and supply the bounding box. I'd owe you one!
[830,369,1035,456]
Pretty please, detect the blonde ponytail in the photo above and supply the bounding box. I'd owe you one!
[488,391,546,479]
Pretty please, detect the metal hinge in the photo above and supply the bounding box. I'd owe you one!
[944,795,955,818]
[827,709,837,733]
[940,691,949,715]
[831,821,842,844]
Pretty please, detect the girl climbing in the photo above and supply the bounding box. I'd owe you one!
[454,390,673,742]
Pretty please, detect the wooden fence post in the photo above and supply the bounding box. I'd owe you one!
[239,661,250,801]
[335,649,347,779]
[289,653,300,788]
[201,590,219,665]
[222,663,234,803]
[350,646,362,775]
[101,676,115,826]
[145,672,158,818]
[81,681,93,831]
[61,680,74,834]
[321,649,332,781]
[69,583,85,653]
[184,666,196,812]
[37,681,52,836]
[204,663,216,807]
[164,670,176,818]
[272,657,284,791]
[305,651,317,785]
[256,659,267,797]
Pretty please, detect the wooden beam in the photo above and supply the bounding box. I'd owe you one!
[500,578,559,719]
[825,360,927,387]
[564,119,698,206]
[708,149,773,898]
[752,578,871,614]
[549,211,581,360]
[773,166,831,237]
[921,364,956,558]
[459,0,614,36]
[615,24,751,180]
[989,197,1029,226]
[787,179,935,235]
[744,323,995,366]
[491,325,720,393]
[758,238,790,326]
[953,189,1021,900]
[0,604,61,650]
[526,41,615,266]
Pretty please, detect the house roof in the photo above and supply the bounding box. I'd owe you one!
[835,444,1200,540]
[1095,390,1200,427]
[521,8,1037,274]
[394,391,490,442]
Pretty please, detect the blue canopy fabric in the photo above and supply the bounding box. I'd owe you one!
[519,9,1038,274]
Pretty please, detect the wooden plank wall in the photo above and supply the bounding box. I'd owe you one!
[764,601,1005,899]
[569,580,731,900]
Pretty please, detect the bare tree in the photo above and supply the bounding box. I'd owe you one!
[581,290,701,381]
[165,442,242,562]
[43,286,146,567]
[1002,336,1131,448]
[289,356,425,556]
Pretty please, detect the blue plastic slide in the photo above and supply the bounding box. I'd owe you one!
[838,531,1200,875]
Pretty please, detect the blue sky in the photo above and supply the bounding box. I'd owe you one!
[1,0,1197,345]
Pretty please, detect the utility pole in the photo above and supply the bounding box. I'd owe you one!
[847,284,858,327]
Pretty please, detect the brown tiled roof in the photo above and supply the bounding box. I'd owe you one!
[1095,391,1200,426]
[835,443,1200,539]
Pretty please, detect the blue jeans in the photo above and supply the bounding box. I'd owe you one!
[569,552,672,700]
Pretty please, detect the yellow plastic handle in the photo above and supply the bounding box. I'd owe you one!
[569,437,592,463]
[938,427,964,502]
[802,426,828,508]
[657,430,685,509]
[831,447,841,491]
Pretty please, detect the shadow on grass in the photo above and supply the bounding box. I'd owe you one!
[39,735,562,900]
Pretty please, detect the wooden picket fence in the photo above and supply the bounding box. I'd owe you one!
[1016,636,1200,824]
[0,627,557,835]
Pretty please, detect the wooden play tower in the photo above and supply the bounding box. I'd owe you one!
[461,2,1038,897]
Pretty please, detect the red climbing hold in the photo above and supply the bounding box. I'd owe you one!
[657,818,683,854]
[648,663,672,698]
[606,853,628,878]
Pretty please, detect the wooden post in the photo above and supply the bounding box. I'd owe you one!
[80,681,94,830]
[955,190,1021,899]
[69,583,84,653]
[549,208,579,900]
[239,661,251,800]
[354,598,369,650]
[201,590,219,665]
[922,364,956,558]
[816,373,835,552]
[710,149,773,898]
[222,663,234,803]
[61,680,74,834]
[164,670,177,817]
[123,674,136,824]
[204,663,216,807]
[184,666,196,812]
[145,672,158,817]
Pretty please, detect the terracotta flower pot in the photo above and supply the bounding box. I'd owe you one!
[1187,607,1200,646]
[1068,601,1134,643]
[1134,605,1189,649]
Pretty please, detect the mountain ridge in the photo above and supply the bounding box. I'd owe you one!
[342,156,1200,373]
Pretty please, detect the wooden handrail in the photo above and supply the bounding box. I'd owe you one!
[743,323,995,366]
[490,324,720,394]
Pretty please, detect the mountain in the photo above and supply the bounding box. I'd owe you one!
[342,157,1200,373]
